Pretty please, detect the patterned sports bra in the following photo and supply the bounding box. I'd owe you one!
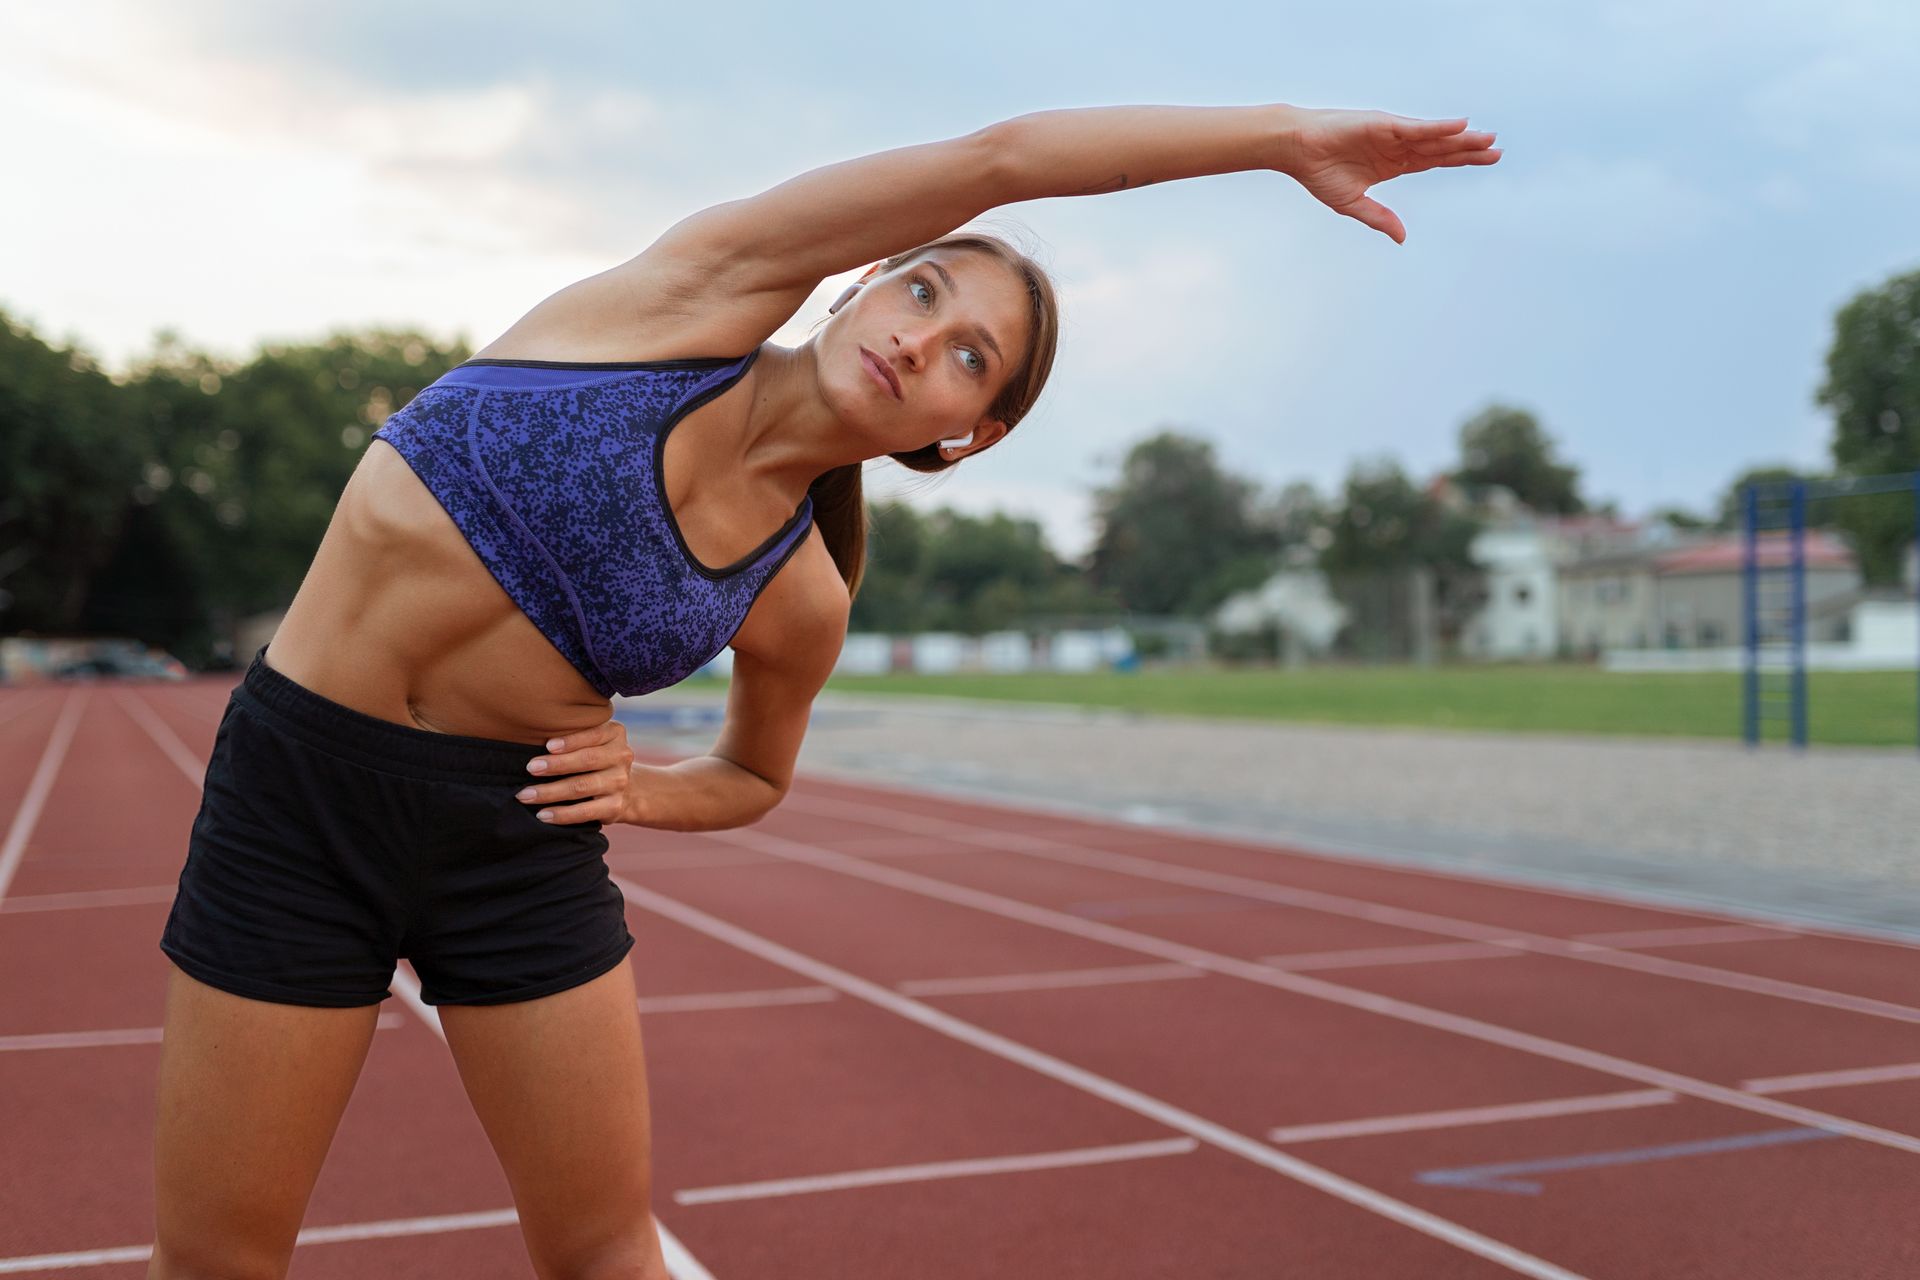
[371,346,814,698]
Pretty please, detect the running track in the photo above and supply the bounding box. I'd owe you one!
[2,677,1917,1277]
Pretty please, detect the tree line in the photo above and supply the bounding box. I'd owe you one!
[2,262,1914,666]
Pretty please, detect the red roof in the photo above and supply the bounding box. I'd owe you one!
[1654,531,1855,575]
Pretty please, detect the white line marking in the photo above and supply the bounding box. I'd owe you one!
[0,689,85,906]
[1744,1062,1920,1094]
[1568,924,1801,949]
[389,963,716,1280]
[897,962,1205,997]
[1269,1091,1680,1144]
[780,760,1920,953]
[1261,941,1525,971]
[614,874,1593,1280]
[0,1207,527,1274]
[0,884,177,914]
[708,824,1920,1159]
[778,792,1920,1027]
[0,1014,407,1054]
[675,1137,1199,1206]
[113,689,210,786]
[608,833,962,873]
[639,985,837,1014]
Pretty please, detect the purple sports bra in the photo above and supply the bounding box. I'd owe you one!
[371,347,814,698]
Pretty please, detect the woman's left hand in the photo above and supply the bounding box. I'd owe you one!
[515,716,638,825]
[1283,109,1502,245]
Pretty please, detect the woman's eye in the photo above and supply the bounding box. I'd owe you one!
[960,348,984,375]
[909,279,932,306]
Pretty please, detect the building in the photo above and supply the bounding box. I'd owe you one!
[1459,512,1647,660]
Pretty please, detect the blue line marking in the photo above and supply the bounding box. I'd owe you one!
[1416,1127,1843,1195]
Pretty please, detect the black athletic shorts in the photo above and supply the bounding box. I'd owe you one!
[159,645,635,1008]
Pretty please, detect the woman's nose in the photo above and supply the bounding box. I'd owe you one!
[891,330,927,370]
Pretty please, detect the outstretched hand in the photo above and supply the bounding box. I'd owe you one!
[1283,110,1502,244]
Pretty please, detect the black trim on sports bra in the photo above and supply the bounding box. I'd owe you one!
[458,355,746,371]
[652,348,813,581]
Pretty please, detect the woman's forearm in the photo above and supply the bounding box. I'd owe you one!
[987,104,1308,203]
[670,103,1309,293]
[622,755,781,832]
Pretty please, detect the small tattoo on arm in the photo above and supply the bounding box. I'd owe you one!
[1075,174,1131,195]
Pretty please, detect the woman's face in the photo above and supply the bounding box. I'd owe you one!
[821,250,1031,455]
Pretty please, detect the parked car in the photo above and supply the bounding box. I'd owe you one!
[52,650,188,681]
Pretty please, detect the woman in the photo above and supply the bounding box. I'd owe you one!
[149,102,1499,1278]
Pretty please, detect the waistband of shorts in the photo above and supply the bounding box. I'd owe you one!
[233,645,545,784]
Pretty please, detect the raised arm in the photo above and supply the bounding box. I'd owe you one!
[556,103,1497,355]
[662,103,1494,279]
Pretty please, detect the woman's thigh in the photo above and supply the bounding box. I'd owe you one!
[438,959,666,1279]
[150,962,382,1278]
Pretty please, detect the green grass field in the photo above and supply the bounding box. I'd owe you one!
[820,665,1918,748]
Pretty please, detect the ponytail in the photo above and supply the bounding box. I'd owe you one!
[808,462,869,598]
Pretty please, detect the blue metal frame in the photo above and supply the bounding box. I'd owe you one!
[1741,470,1920,753]
[1741,485,1759,747]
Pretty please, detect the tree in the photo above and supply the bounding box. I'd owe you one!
[1087,430,1281,616]
[1818,265,1920,583]
[1453,404,1584,515]
[1714,464,1831,531]
[849,500,1111,634]
[0,309,147,632]
[1322,459,1479,577]
[1320,458,1482,658]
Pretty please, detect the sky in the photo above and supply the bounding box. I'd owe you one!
[4,1,1916,561]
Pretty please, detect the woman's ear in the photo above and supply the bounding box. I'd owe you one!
[941,418,1009,459]
[829,262,888,316]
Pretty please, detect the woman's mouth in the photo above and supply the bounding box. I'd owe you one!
[860,346,902,400]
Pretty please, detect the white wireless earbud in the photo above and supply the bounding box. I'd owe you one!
[940,432,975,450]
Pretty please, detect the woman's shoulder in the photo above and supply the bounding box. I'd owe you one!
[473,245,799,366]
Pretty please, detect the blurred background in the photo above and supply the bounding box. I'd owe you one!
[2,0,1915,753]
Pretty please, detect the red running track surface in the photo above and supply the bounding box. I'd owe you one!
[2,677,1918,1278]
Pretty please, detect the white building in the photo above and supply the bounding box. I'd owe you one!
[1461,514,1648,660]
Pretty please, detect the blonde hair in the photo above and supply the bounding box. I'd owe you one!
[809,231,1060,599]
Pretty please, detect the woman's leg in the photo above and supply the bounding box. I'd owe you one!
[148,963,382,1280]
[438,960,668,1280]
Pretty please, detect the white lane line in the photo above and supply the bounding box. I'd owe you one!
[1261,941,1525,971]
[897,962,1205,998]
[1271,1059,1920,1145]
[1268,1090,1680,1145]
[614,875,1593,1280]
[0,1014,406,1054]
[0,1207,527,1274]
[778,792,1920,1027]
[607,834,966,873]
[639,985,837,1014]
[113,690,209,785]
[0,689,53,729]
[0,689,85,907]
[674,1137,1199,1206]
[0,885,177,914]
[1569,924,1801,949]
[706,824,1920,1159]
[1744,1062,1920,1094]
[388,964,716,1280]
[783,759,1920,955]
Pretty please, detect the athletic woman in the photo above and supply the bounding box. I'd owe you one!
[149,103,1500,1279]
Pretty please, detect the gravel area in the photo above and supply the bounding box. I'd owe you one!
[616,689,1920,940]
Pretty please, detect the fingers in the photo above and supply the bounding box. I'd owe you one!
[516,763,631,822]
[1344,196,1405,245]
[524,719,633,778]
[1394,116,1469,136]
